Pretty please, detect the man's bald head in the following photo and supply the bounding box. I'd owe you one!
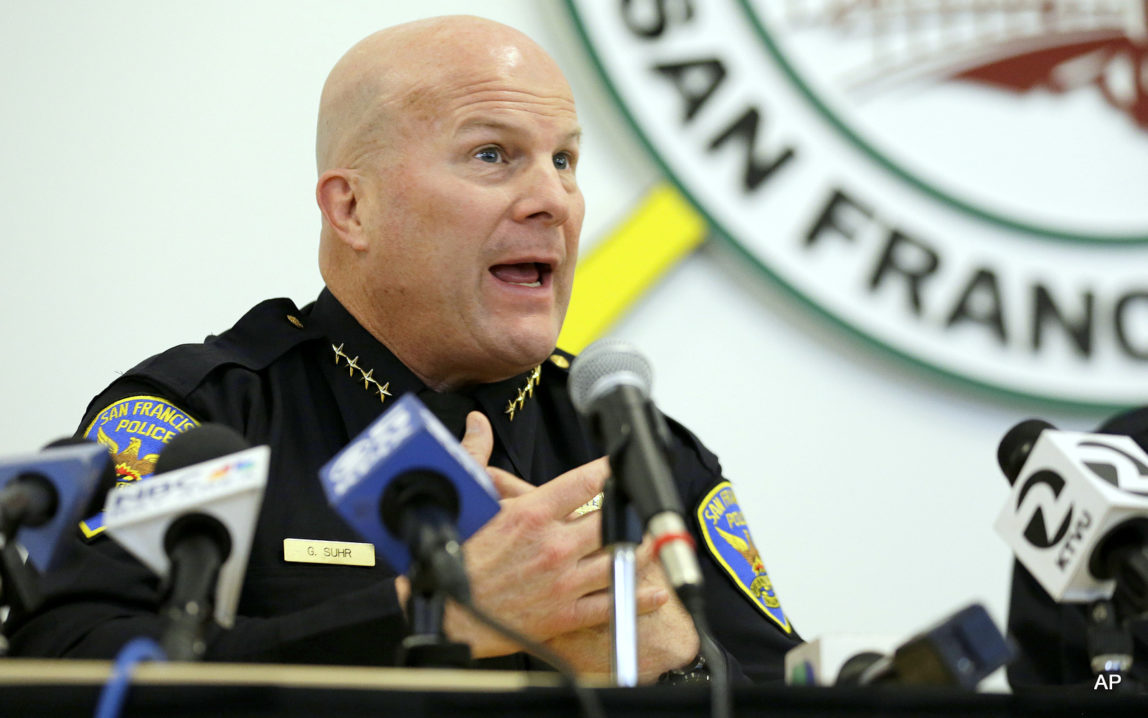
[315,15,567,175]
[313,16,583,390]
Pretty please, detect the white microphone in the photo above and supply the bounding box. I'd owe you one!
[994,419,1148,605]
[103,425,269,659]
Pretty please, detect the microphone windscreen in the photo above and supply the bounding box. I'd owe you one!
[1098,408,1148,453]
[569,338,653,413]
[320,393,500,574]
[0,442,108,571]
[997,419,1055,484]
[43,437,120,517]
[155,423,250,475]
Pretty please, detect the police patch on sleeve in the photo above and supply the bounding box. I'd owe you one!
[78,395,199,539]
[697,481,792,633]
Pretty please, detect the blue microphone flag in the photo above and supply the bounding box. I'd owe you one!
[0,442,107,572]
[319,393,500,574]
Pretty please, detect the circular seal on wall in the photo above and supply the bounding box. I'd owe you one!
[566,0,1148,406]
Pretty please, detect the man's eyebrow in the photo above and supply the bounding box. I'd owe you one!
[455,119,582,144]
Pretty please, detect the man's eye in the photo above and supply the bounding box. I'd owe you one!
[475,147,503,163]
[553,152,573,170]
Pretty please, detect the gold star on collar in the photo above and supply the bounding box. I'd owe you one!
[504,365,542,421]
[332,343,392,404]
[374,381,393,402]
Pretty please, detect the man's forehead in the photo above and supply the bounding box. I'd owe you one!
[456,117,582,138]
[416,53,575,108]
[320,18,578,167]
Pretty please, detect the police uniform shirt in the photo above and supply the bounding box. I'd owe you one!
[7,288,801,681]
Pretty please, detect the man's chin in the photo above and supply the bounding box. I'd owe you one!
[484,325,559,374]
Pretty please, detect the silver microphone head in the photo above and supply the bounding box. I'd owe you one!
[568,338,653,414]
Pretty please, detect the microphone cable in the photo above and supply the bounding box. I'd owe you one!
[94,637,167,718]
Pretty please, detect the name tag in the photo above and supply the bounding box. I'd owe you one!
[282,538,376,567]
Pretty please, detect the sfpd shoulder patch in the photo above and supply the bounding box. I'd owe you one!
[78,395,199,539]
[697,481,791,633]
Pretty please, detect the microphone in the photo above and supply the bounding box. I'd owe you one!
[102,424,268,660]
[0,440,109,573]
[783,633,899,686]
[40,437,123,525]
[826,604,1014,688]
[0,440,110,625]
[568,339,704,601]
[319,393,500,591]
[994,419,1148,608]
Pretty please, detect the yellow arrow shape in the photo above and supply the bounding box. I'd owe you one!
[558,183,707,353]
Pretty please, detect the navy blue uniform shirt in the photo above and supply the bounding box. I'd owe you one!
[7,289,800,681]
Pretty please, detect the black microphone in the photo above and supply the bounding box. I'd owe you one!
[103,423,266,661]
[380,468,469,602]
[835,604,1015,688]
[0,440,109,621]
[38,437,120,522]
[321,394,501,668]
[321,394,500,595]
[0,440,109,572]
[391,391,479,598]
[569,339,704,602]
[152,423,251,475]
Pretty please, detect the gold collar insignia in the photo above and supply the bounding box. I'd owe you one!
[332,343,393,404]
[504,366,542,421]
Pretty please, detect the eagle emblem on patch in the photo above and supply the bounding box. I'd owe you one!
[78,395,199,538]
[697,481,791,633]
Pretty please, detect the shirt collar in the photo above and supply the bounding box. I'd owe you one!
[470,368,542,481]
[306,288,427,439]
[305,288,544,479]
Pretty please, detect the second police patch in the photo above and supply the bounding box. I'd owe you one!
[78,395,199,538]
[697,481,792,633]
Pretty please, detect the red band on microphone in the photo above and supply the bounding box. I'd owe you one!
[653,531,695,559]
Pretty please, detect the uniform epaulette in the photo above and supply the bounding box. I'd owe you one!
[545,347,576,376]
[123,298,321,398]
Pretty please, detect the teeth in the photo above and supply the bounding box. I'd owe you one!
[509,281,542,288]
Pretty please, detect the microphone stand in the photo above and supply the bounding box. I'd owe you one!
[1086,539,1148,691]
[161,534,223,662]
[602,475,644,687]
[401,557,472,668]
[398,507,474,671]
[1086,597,1134,686]
[0,539,41,656]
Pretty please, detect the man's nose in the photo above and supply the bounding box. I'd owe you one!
[512,160,573,227]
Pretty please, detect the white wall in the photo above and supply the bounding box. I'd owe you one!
[1,1,1113,688]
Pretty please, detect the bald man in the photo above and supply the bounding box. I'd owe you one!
[7,17,801,683]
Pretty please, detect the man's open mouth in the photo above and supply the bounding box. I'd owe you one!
[490,262,553,288]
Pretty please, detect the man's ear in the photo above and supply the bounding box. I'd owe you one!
[316,170,368,251]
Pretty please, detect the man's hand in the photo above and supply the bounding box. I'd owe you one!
[445,412,669,658]
[544,540,702,683]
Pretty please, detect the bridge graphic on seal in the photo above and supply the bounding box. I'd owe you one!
[774,0,1148,126]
